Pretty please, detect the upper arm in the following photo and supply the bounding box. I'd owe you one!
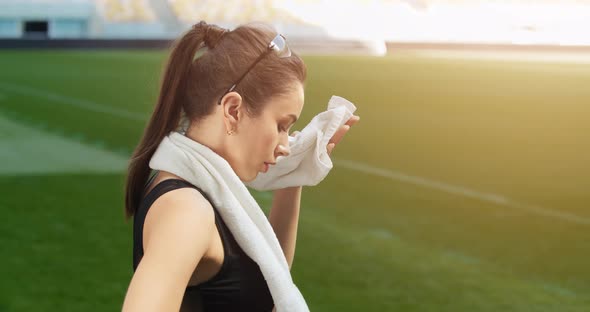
[122,188,215,312]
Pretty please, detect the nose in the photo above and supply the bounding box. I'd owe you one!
[275,143,290,158]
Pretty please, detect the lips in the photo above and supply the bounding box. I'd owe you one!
[262,162,276,173]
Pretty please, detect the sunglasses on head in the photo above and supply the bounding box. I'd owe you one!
[217,34,291,105]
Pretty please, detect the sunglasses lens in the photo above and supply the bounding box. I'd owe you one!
[270,34,291,58]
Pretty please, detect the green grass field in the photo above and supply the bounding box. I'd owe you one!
[0,49,589,311]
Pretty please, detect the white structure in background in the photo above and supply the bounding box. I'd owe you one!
[0,0,167,39]
[93,0,167,38]
[166,0,387,55]
[0,0,94,38]
[1,0,589,49]
[273,0,590,47]
[383,0,590,46]
[0,0,387,55]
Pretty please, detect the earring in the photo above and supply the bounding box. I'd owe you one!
[227,129,234,135]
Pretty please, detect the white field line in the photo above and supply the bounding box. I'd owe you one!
[335,159,590,226]
[408,50,590,64]
[0,82,148,121]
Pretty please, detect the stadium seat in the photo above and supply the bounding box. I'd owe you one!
[97,0,155,22]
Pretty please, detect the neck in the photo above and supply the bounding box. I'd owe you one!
[185,113,228,157]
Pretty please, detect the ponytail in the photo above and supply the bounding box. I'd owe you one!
[124,21,228,219]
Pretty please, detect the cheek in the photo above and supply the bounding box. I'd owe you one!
[264,129,277,147]
[239,122,276,163]
[257,122,278,153]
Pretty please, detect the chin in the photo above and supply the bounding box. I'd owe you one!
[239,170,258,183]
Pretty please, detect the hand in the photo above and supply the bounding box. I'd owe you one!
[289,115,360,155]
[327,115,360,155]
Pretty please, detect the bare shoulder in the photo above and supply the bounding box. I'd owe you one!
[143,186,215,252]
[122,186,215,311]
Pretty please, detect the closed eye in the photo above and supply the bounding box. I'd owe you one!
[278,117,296,133]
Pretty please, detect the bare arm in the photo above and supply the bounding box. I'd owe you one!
[268,115,359,269]
[122,188,215,312]
[268,185,302,269]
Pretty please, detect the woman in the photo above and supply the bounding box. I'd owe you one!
[122,21,359,311]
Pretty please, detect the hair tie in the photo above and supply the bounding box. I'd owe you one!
[203,24,229,48]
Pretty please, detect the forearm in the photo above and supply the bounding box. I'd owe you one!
[268,186,302,269]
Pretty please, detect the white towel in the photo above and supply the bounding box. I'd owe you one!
[149,132,309,312]
[246,96,357,191]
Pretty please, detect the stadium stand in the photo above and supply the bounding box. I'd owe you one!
[167,0,306,26]
[0,0,391,54]
[96,0,156,22]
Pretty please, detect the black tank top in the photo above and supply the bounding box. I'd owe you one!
[133,179,274,311]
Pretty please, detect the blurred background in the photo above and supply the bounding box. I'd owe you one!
[1,0,589,311]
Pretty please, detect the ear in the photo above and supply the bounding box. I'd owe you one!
[220,91,244,132]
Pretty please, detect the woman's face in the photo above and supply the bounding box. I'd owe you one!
[232,82,304,182]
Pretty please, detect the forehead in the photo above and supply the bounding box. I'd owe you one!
[266,83,304,117]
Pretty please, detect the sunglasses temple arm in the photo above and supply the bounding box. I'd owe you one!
[217,45,276,105]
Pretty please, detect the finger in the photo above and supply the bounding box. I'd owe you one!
[345,115,360,127]
[329,125,350,145]
[329,125,349,145]
[327,143,336,155]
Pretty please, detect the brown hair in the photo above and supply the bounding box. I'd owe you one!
[124,21,307,219]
